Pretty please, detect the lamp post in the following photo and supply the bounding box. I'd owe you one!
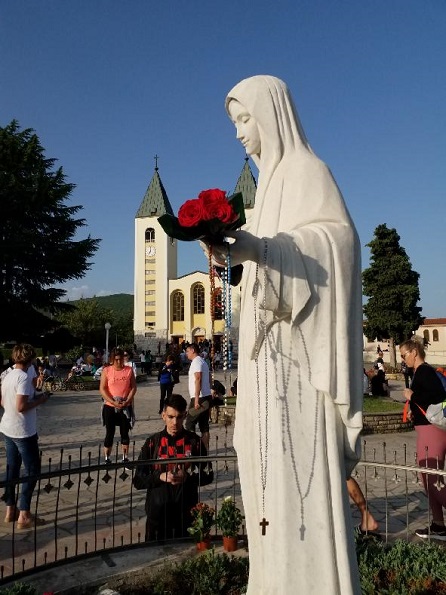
[104,322,111,363]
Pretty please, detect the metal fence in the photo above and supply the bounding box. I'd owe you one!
[353,439,445,543]
[0,438,443,585]
[0,441,241,585]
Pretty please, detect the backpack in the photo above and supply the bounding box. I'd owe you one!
[436,368,446,392]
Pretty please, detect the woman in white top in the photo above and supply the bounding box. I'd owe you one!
[0,344,49,529]
[123,351,137,377]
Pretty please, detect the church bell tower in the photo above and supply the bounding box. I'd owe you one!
[133,158,177,346]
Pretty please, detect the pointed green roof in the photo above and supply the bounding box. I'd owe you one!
[234,157,257,209]
[136,167,174,218]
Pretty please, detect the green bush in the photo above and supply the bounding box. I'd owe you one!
[357,536,446,594]
[109,550,249,595]
[216,497,244,537]
[0,584,37,595]
[8,538,446,594]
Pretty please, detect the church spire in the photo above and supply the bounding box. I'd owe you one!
[135,158,174,218]
[234,156,257,209]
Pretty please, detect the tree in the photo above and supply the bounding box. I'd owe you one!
[363,224,423,367]
[58,298,134,350]
[0,120,100,341]
[58,298,114,348]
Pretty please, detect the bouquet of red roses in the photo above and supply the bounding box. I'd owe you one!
[158,188,245,243]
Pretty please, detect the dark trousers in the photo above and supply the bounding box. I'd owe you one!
[145,484,196,541]
[102,405,130,447]
[404,373,413,389]
[159,383,174,413]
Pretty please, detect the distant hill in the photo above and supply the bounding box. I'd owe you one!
[68,294,133,317]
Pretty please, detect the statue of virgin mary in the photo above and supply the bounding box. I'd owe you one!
[219,75,363,594]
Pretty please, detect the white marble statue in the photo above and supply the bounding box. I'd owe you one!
[209,76,363,593]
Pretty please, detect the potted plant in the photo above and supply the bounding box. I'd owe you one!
[188,502,215,550]
[216,496,243,552]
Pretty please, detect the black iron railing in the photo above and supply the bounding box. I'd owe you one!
[0,447,241,585]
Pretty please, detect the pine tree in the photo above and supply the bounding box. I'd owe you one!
[363,224,423,367]
[0,120,100,341]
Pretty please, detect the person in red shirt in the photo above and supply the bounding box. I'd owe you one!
[133,393,213,540]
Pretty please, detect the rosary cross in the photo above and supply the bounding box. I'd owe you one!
[259,517,269,535]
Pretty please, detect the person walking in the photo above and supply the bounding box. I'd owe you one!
[100,347,137,465]
[401,360,413,389]
[123,351,137,377]
[184,343,212,452]
[158,355,175,414]
[400,336,446,540]
[139,350,147,375]
[0,344,49,529]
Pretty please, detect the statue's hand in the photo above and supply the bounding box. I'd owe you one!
[200,231,261,267]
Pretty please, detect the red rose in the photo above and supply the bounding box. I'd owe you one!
[198,188,227,206]
[178,199,204,227]
[197,189,236,223]
[202,201,237,223]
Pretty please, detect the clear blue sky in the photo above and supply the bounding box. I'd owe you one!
[2,1,445,315]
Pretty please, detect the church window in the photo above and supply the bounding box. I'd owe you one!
[146,311,155,316]
[214,288,223,320]
[193,284,205,314]
[145,228,155,242]
[146,301,155,307]
[145,258,155,264]
[145,269,156,275]
[146,290,155,295]
[424,329,430,344]
[145,279,155,285]
[433,329,439,342]
[172,291,184,321]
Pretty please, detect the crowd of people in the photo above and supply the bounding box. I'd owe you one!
[0,341,230,537]
[3,336,446,544]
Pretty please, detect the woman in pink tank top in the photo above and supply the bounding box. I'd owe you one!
[100,347,137,465]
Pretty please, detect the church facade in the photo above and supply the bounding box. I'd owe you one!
[133,159,256,351]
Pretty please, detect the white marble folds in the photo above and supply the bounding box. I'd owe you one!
[225,75,363,594]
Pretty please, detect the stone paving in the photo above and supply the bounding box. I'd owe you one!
[0,372,435,590]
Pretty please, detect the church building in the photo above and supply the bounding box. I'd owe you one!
[133,158,256,351]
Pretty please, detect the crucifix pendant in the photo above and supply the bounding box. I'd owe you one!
[260,517,269,535]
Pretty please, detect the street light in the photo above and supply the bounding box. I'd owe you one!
[104,322,111,363]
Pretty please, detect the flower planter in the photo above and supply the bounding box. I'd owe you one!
[223,536,238,552]
[196,537,211,551]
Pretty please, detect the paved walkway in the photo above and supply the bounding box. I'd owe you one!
[0,374,429,594]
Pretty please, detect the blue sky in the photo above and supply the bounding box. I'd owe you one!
[2,1,445,316]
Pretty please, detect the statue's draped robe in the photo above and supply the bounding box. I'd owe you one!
[226,76,363,594]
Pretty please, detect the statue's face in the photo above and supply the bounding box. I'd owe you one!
[228,99,261,156]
